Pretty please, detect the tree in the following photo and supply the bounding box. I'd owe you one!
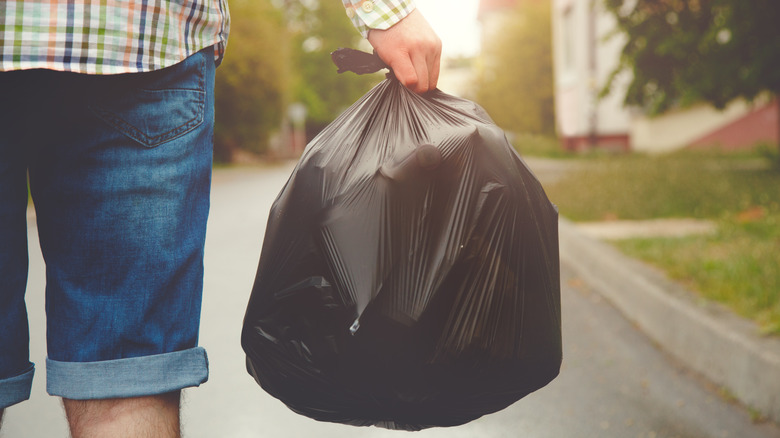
[602,0,780,120]
[287,0,380,135]
[214,0,377,161]
[214,0,289,161]
[475,1,555,136]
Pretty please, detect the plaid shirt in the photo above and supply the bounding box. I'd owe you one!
[0,1,410,74]
[342,0,416,38]
[0,0,230,74]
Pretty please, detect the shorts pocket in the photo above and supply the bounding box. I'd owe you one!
[89,51,208,148]
[90,87,206,148]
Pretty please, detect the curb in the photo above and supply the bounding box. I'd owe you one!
[558,218,780,424]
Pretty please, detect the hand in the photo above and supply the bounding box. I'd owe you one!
[367,9,442,94]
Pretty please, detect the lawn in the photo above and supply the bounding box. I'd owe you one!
[535,147,780,335]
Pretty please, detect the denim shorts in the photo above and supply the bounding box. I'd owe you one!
[0,48,214,409]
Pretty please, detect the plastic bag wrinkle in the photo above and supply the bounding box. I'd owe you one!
[242,78,561,430]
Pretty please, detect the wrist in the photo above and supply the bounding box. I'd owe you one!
[343,0,417,38]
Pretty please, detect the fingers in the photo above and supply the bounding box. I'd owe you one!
[388,52,421,92]
[427,48,441,91]
[367,9,442,94]
[409,50,432,93]
[384,45,438,93]
[431,45,441,86]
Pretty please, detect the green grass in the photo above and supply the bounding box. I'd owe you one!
[512,133,573,158]
[615,217,780,335]
[543,149,780,335]
[545,150,777,220]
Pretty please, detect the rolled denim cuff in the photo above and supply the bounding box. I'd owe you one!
[0,364,34,409]
[47,347,208,400]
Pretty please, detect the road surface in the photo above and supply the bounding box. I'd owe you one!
[4,161,778,437]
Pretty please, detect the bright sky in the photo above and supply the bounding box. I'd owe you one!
[415,0,482,58]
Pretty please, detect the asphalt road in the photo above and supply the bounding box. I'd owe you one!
[3,161,779,438]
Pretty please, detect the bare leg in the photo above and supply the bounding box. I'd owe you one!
[63,391,181,438]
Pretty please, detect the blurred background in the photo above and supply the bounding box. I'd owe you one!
[212,0,778,339]
[214,0,780,159]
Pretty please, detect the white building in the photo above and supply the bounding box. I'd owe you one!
[552,0,631,151]
[551,0,778,152]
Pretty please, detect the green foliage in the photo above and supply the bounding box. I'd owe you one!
[602,0,780,115]
[288,0,381,132]
[475,0,555,135]
[213,0,378,161]
[214,0,289,161]
[756,142,780,170]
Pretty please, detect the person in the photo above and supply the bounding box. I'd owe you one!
[0,0,440,436]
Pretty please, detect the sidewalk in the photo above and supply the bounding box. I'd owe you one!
[520,156,780,425]
[557,216,780,425]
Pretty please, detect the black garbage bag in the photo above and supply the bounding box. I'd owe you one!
[242,59,561,430]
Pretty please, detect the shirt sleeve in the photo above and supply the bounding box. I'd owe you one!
[342,0,417,38]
